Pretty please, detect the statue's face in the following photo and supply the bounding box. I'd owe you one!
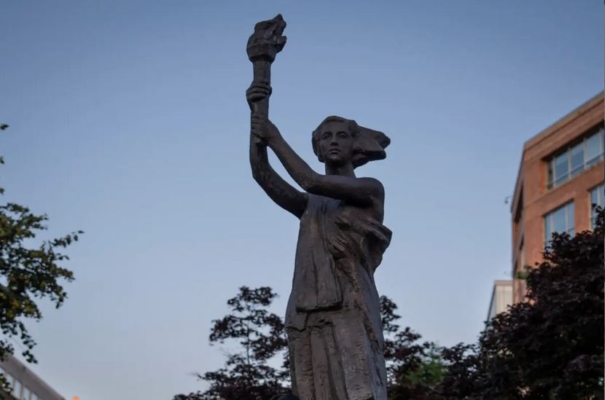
[316,121,354,167]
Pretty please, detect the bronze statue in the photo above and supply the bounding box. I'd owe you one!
[247,15,391,400]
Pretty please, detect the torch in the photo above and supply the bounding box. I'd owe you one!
[246,14,287,145]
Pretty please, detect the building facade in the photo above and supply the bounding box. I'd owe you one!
[0,354,66,400]
[486,280,513,321]
[510,92,604,303]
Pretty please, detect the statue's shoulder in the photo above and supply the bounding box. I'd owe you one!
[361,176,384,188]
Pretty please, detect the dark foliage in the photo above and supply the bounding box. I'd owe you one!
[173,286,289,400]
[437,343,481,399]
[437,208,604,400]
[382,296,444,400]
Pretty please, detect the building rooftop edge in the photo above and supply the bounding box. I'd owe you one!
[523,91,604,151]
[510,91,604,214]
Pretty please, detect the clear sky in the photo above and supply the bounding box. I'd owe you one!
[0,1,602,399]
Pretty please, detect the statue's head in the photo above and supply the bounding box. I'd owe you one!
[312,116,390,169]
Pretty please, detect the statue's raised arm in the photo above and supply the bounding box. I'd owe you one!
[246,15,307,219]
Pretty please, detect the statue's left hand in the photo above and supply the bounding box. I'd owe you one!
[251,113,280,144]
[246,83,272,105]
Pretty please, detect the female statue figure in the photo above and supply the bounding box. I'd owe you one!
[247,83,392,400]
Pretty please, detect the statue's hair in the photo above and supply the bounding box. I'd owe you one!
[312,116,390,168]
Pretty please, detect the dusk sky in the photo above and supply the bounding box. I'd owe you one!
[1,1,602,399]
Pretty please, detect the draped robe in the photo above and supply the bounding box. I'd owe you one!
[285,194,392,400]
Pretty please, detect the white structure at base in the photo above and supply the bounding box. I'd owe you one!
[487,280,513,321]
[0,353,66,400]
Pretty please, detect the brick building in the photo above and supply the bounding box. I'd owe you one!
[510,92,604,303]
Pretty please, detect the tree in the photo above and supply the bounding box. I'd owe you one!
[174,286,289,400]
[436,343,481,400]
[381,296,444,400]
[438,208,604,400]
[0,124,82,366]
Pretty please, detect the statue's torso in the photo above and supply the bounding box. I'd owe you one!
[285,194,391,331]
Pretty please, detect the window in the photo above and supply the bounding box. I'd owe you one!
[590,184,604,229]
[4,373,13,386]
[547,128,604,189]
[544,201,575,244]
[12,379,21,398]
[23,387,30,400]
